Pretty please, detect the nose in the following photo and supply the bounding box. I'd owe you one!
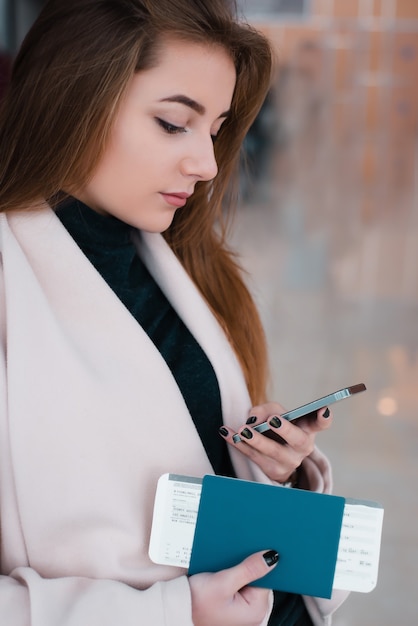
[180,134,218,182]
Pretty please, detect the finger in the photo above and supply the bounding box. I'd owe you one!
[295,406,333,433]
[246,402,287,425]
[218,425,239,444]
[220,550,279,592]
[221,422,310,483]
[233,422,304,459]
[316,406,333,429]
[267,415,310,449]
[219,426,265,448]
[229,427,304,482]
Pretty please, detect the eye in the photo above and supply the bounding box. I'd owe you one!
[156,118,186,135]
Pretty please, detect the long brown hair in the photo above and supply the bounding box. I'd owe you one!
[0,0,273,403]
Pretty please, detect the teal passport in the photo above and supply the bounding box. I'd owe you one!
[188,475,345,599]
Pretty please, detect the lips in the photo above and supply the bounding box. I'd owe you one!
[160,192,191,208]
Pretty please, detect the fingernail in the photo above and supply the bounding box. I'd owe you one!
[270,416,282,429]
[219,427,229,437]
[263,550,279,567]
[246,415,257,425]
[240,428,253,440]
[232,434,241,444]
[323,407,330,418]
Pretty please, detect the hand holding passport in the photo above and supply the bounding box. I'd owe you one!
[149,473,384,599]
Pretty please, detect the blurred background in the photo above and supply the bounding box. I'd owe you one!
[1,1,417,624]
[234,2,418,624]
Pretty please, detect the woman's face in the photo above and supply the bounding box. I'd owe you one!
[76,38,236,232]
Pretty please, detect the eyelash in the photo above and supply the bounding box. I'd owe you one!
[156,118,218,143]
[156,118,186,135]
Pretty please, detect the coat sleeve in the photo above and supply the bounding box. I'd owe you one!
[297,448,351,625]
[0,569,195,626]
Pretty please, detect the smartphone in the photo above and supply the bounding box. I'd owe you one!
[232,383,366,443]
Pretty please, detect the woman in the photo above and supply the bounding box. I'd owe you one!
[0,1,347,624]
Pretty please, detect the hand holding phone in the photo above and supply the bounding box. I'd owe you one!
[232,383,366,443]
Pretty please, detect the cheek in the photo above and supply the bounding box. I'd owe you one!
[94,121,181,190]
[114,127,166,177]
[93,136,144,188]
[110,127,141,164]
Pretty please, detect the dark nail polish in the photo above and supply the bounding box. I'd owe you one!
[263,550,279,567]
[232,434,241,444]
[219,427,229,437]
[270,416,282,429]
[246,415,257,425]
[323,407,330,418]
[240,427,253,440]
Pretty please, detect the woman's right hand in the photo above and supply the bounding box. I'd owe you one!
[189,549,279,626]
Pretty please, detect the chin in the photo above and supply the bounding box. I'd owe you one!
[140,216,176,234]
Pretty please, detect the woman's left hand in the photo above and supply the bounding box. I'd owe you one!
[219,402,333,484]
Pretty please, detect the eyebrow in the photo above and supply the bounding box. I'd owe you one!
[158,94,230,119]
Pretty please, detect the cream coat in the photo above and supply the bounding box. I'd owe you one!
[0,207,347,625]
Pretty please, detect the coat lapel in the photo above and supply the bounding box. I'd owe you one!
[137,231,252,428]
[137,232,269,482]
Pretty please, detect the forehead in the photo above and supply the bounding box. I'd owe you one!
[130,37,237,109]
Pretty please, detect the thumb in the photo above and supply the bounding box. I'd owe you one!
[221,549,279,591]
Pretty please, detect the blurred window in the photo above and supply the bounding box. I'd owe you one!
[237,0,310,20]
[1,0,45,54]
